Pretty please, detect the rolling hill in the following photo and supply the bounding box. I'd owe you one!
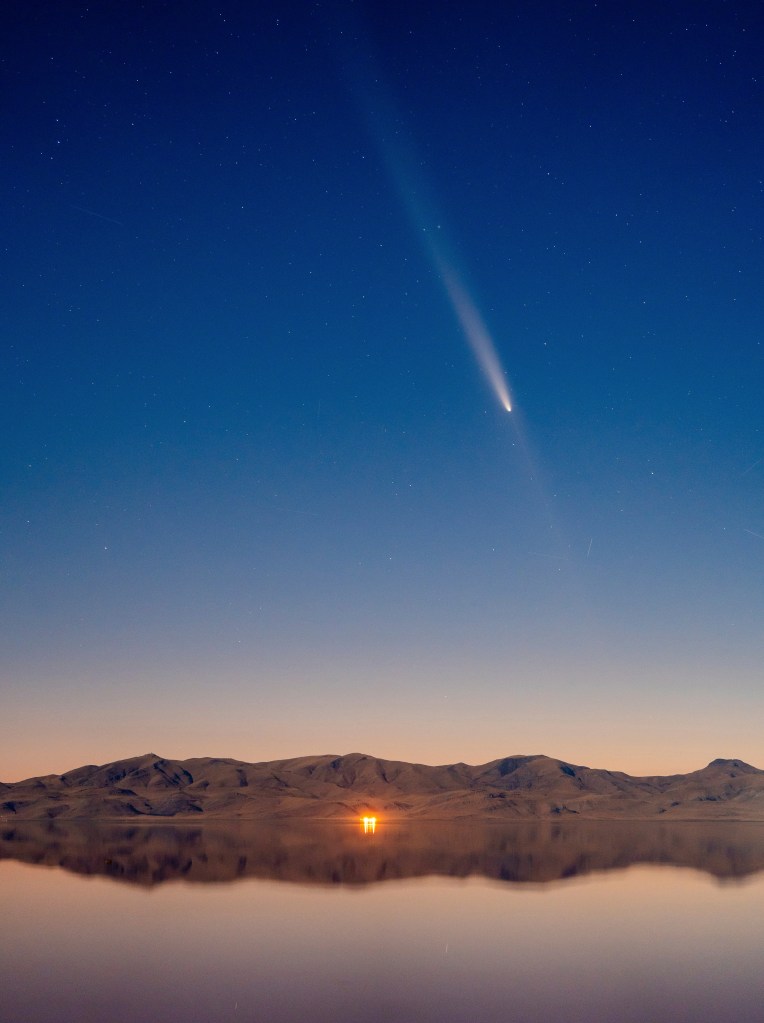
[2,751,764,820]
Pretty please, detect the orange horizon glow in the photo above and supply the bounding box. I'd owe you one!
[362,816,378,834]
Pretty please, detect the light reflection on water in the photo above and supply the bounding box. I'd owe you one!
[2,821,764,1023]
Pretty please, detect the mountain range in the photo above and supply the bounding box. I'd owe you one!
[3,751,764,820]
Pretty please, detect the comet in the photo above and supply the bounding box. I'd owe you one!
[433,253,512,412]
[337,43,514,412]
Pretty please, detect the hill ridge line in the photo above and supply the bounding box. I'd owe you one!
[3,751,762,821]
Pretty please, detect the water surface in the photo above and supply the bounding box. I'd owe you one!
[2,821,763,1022]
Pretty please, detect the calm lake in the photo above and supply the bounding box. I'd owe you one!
[2,820,763,1022]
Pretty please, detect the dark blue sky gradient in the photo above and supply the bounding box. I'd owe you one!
[2,1,762,778]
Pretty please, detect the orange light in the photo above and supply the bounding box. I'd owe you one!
[361,816,377,834]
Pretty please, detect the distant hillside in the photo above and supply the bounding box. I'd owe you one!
[2,752,764,821]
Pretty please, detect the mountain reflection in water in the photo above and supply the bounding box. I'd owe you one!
[2,819,764,887]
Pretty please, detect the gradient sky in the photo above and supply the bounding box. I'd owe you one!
[2,1,762,780]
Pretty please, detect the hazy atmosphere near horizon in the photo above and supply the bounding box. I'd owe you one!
[3,1,762,782]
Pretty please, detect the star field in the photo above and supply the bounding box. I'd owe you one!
[2,1,762,779]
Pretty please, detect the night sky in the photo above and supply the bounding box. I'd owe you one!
[3,1,762,780]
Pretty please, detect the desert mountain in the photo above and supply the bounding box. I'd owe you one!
[2,752,764,820]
